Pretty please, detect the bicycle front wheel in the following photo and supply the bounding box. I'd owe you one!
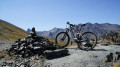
[55,32,70,48]
[78,32,97,50]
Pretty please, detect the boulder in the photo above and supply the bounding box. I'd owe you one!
[44,48,69,59]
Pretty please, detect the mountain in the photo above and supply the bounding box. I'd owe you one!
[37,28,65,38]
[0,19,28,41]
[82,23,120,35]
[36,23,120,38]
[27,28,31,33]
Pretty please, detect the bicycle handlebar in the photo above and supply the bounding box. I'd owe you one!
[67,22,74,26]
[67,22,86,27]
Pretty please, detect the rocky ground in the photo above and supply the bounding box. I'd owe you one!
[44,45,120,67]
[0,40,13,51]
[0,43,120,67]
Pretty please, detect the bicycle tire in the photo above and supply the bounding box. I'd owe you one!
[78,32,97,50]
[55,32,70,48]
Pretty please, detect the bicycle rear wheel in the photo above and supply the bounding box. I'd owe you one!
[78,32,97,50]
[55,32,70,48]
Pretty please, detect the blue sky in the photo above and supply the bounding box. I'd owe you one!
[0,0,120,31]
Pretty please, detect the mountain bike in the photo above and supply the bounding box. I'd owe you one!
[55,22,97,50]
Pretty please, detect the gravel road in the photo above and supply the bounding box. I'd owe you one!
[44,45,120,67]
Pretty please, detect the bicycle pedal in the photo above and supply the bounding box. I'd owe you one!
[74,38,78,41]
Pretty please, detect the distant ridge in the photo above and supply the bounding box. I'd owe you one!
[34,23,120,38]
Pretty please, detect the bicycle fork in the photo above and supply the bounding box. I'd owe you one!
[61,34,66,41]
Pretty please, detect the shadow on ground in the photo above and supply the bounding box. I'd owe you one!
[66,47,107,51]
[91,49,107,51]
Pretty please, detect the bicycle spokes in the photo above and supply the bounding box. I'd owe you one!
[56,32,69,47]
[60,34,66,41]
[79,32,97,50]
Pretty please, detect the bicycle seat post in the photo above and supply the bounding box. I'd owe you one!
[79,24,85,33]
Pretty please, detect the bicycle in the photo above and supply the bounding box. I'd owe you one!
[55,22,97,50]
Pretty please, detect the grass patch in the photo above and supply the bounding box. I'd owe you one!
[0,20,28,41]
[48,38,77,46]
[99,39,116,45]
[0,32,25,41]
[0,52,5,58]
[114,62,120,67]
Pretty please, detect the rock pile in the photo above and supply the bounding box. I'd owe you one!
[104,52,120,63]
[8,27,69,58]
[2,27,69,67]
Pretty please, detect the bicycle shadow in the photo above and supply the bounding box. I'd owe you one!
[91,49,107,51]
[66,47,107,51]
[66,47,78,50]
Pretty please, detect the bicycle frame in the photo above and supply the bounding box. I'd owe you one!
[66,25,83,38]
[65,26,75,40]
[68,27,75,37]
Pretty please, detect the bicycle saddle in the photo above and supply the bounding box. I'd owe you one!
[82,24,86,26]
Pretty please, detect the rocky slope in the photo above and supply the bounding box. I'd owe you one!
[0,19,28,51]
[0,19,28,41]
